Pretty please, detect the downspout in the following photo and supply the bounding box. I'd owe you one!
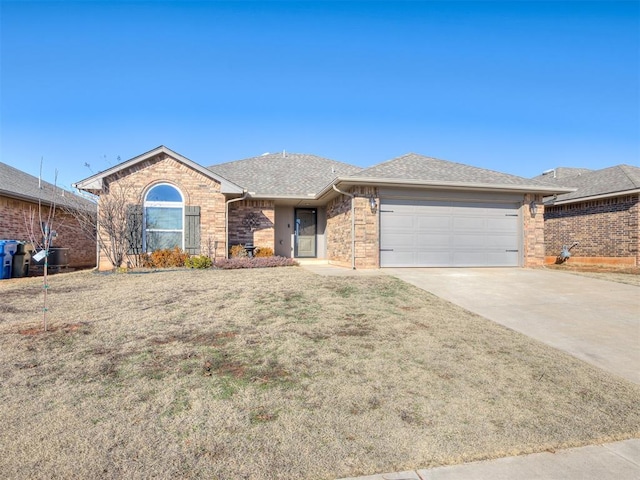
[333,185,356,270]
[225,191,248,259]
[95,201,100,270]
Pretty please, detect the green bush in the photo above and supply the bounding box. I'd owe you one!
[185,255,213,269]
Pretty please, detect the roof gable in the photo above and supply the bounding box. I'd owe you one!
[346,153,561,192]
[74,145,244,195]
[0,161,94,210]
[208,152,362,197]
[542,164,640,203]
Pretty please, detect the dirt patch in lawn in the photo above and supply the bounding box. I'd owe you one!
[1,267,639,479]
[545,264,640,286]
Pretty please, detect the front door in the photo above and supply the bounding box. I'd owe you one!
[294,208,316,257]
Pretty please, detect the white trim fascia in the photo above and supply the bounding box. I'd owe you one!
[545,188,640,206]
[315,177,575,199]
[73,145,244,194]
[240,193,325,200]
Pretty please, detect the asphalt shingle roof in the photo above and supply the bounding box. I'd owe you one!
[208,152,362,197]
[534,164,640,203]
[352,153,551,188]
[533,167,594,180]
[0,162,95,210]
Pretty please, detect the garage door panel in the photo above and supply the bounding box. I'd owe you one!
[380,251,412,266]
[486,217,518,231]
[486,251,519,266]
[382,215,414,229]
[454,206,484,215]
[386,233,453,248]
[453,234,481,247]
[421,234,452,247]
[485,234,518,248]
[417,216,451,229]
[418,252,453,266]
[384,233,414,247]
[453,252,489,266]
[453,216,485,230]
[380,199,521,267]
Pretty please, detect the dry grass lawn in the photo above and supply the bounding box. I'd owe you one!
[1,267,639,479]
[544,264,640,287]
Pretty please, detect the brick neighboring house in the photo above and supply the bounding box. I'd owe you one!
[0,162,97,270]
[74,146,567,270]
[535,165,640,266]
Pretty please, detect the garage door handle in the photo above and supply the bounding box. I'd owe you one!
[506,250,519,252]
[380,249,394,252]
[505,214,519,217]
[380,210,394,213]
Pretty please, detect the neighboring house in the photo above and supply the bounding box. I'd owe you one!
[535,165,640,266]
[0,162,97,269]
[73,145,566,270]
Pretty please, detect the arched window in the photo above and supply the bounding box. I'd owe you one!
[144,183,184,251]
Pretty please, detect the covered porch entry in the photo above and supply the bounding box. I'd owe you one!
[274,204,327,259]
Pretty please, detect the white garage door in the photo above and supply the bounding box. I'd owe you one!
[380,199,521,267]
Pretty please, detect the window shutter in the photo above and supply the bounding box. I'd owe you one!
[127,204,143,255]
[185,206,201,255]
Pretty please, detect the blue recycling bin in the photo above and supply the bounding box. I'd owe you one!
[0,240,19,279]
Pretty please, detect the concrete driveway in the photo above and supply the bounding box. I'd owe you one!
[385,268,640,384]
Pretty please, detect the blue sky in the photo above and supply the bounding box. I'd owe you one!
[1,0,638,190]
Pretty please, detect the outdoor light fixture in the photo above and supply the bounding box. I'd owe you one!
[369,196,378,214]
[529,201,538,217]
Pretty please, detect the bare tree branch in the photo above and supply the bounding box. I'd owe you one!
[62,180,139,269]
[22,160,59,331]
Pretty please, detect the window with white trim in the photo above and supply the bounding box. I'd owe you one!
[144,184,184,251]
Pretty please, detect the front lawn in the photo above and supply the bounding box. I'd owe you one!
[1,268,638,479]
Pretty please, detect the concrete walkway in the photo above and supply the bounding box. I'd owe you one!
[299,265,640,480]
[338,438,640,480]
[385,268,640,384]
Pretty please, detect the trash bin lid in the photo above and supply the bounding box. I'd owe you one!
[0,240,19,255]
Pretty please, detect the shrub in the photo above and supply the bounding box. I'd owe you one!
[184,255,213,268]
[142,247,189,268]
[230,244,248,258]
[254,246,274,257]
[185,255,213,269]
[215,256,298,270]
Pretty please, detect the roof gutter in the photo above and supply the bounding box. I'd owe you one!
[225,191,248,258]
[317,177,574,199]
[332,184,356,270]
[546,188,640,206]
[345,177,575,194]
[0,189,56,207]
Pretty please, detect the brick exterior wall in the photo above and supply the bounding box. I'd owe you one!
[97,153,226,269]
[326,186,379,269]
[523,193,546,267]
[544,194,639,266]
[228,200,275,251]
[0,194,96,269]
